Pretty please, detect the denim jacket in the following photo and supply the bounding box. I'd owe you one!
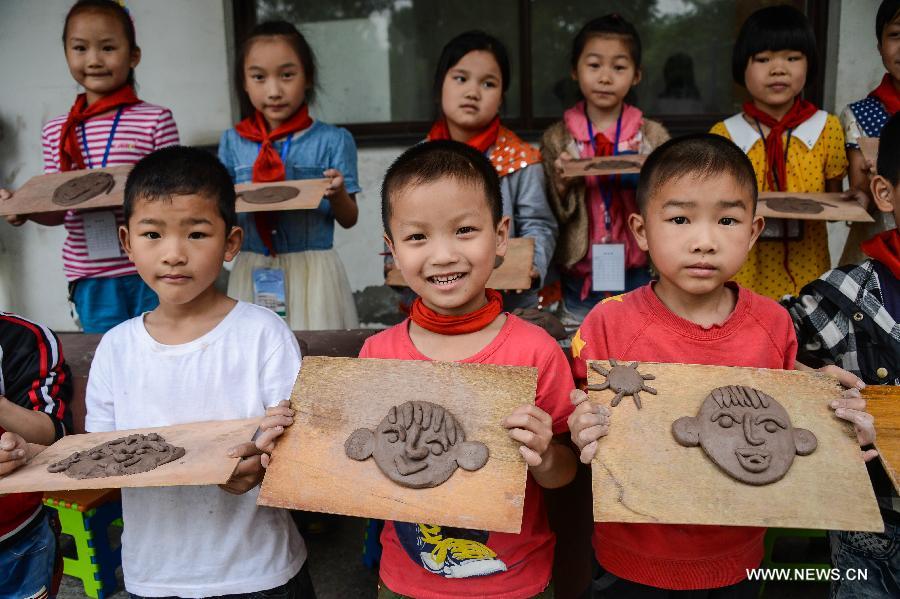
[218,120,361,254]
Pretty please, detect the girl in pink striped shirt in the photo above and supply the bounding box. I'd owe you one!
[2,0,179,332]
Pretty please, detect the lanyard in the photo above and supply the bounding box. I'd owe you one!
[80,107,124,169]
[585,106,623,241]
[257,133,293,167]
[754,120,792,191]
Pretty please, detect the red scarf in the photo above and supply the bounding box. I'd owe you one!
[862,229,900,279]
[410,289,504,335]
[234,105,314,256]
[869,74,900,116]
[427,116,501,154]
[58,85,140,171]
[742,98,818,191]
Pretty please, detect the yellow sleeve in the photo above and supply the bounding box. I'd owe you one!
[822,114,849,180]
[709,121,732,139]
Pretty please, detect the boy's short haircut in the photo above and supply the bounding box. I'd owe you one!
[124,146,237,232]
[877,112,900,185]
[877,0,900,42]
[636,134,758,213]
[381,140,503,239]
[731,5,818,86]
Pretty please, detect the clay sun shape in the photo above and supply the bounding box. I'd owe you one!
[588,360,657,409]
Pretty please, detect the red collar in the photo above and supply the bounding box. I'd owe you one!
[861,229,900,279]
[410,289,504,335]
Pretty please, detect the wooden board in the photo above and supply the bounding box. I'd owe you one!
[589,361,883,531]
[757,192,874,222]
[864,385,900,494]
[0,169,329,216]
[258,356,536,533]
[858,137,879,166]
[234,178,330,213]
[385,237,535,290]
[0,418,260,493]
[562,154,646,177]
[0,166,132,216]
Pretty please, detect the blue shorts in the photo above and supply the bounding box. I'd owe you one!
[0,511,56,599]
[72,274,158,334]
[829,520,900,599]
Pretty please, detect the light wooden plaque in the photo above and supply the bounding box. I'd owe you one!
[757,192,874,222]
[561,154,646,177]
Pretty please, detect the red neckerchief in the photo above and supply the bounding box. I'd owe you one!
[869,74,900,116]
[58,85,140,171]
[428,116,501,154]
[862,229,900,279]
[410,289,504,335]
[742,98,818,191]
[234,105,314,256]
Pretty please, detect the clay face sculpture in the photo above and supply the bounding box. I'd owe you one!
[583,159,642,172]
[237,186,299,204]
[672,385,817,485]
[48,433,186,479]
[588,360,657,409]
[764,196,836,214]
[52,172,115,207]
[345,401,489,489]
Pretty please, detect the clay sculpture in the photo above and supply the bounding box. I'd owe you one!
[588,360,657,409]
[238,185,299,204]
[764,196,837,214]
[48,433,186,479]
[583,159,642,172]
[345,401,489,489]
[672,385,817,485]
[52,172,115,207]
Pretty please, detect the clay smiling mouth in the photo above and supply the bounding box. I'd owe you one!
[394,455,428,476]
[736,448,771,473]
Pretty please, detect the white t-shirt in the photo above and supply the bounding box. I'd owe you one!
[86,301,306,597]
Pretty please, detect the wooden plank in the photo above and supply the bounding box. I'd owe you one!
[0,418,260,493]
[858,137,879,166]
[864,386,900,494]
[589,361,882,531]
[234,178,330,213]
[385,237,535,290]
[757,192,874,222]
[1,169,330,216]
[0,166,132,216]
[562,154,646,177]
[258,356,535,533]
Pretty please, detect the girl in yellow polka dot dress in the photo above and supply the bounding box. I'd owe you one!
[710,5,848,299]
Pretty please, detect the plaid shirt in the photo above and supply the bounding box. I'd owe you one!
[781,260,900,386]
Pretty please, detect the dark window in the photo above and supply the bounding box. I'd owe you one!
[235,0,821,140]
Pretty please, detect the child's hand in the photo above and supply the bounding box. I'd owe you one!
[323,168,345,198]
[255,400,294,468]
[552,151,575,197]
[0,189,25,227]
[830,388,878,462]
[840,188,871,210]
[0,431,29,477]
[502,404,554,470]
[567,389,610,464]
[220,442,265,494]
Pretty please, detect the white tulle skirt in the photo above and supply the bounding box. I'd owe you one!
[227,249,359,331]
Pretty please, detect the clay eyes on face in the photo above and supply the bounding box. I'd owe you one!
[712,411,786,433]
[715,413,737,428]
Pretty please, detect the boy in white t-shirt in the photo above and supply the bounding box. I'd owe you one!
[88,146,309,597]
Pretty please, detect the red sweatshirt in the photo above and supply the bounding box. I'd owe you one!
[361,314,575,599]
[0,312,72,543]
[572,283,797,590]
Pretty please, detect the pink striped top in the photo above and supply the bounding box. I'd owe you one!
[41,101,180,281]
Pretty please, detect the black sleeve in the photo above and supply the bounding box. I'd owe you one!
[0,314,73,440]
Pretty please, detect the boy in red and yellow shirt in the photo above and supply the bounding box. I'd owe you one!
[567,134,877,597]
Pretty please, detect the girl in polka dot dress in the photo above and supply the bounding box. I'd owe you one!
[541,15,669,323]
[421,30,558,311]
[710,5,848,300]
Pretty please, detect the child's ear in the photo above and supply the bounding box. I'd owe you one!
[495,215,511,257]
[748,213,766,249]
[383,232,397,262]
[632,68,642,87]
[628,212,649,251]
[130,45,142,70]
[870,175,896,214]
[224,226,243,262]
[118,225,133,259]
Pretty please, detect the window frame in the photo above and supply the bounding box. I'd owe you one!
[233,0,828,142]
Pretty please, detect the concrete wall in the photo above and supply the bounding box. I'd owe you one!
[0,0,889,330]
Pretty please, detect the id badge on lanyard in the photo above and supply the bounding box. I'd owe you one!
[252,268,287,318]
[80,108,124,261]
[587,108,626,291]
